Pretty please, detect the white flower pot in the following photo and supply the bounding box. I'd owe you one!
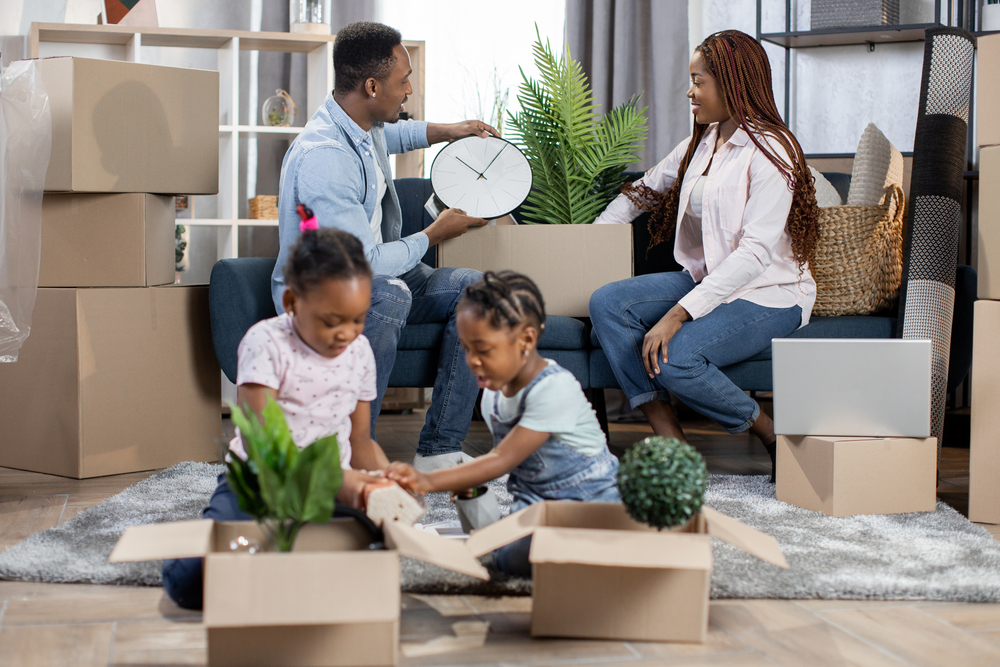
[456,487,502,533]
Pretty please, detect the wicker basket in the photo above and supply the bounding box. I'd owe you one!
[811,184,904,317]
[811,0,899,30]
[248,195,278,219]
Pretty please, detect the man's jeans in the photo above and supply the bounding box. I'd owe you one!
[589,271,802,433]
[365,263,481,455]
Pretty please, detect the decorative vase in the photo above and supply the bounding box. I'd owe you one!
[984,4,1000,32]
[262,90,297,127]
[289,0,331,35]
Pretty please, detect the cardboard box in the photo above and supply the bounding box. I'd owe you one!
[971,300,1000,523]
[776,435,937,517]
[39,193,175,287]
[437,224,633,317]
[978,34,1000,148]
[979,147,1000,299]
[465,502,787,643]
[36,57,219,194]
[109,518,488,667]
[0,285,221,478]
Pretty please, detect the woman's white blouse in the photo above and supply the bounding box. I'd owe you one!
[594,123,816,327]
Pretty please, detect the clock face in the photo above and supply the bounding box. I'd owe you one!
[430,136,533,219]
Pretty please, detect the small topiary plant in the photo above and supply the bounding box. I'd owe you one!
[617,436,708,530]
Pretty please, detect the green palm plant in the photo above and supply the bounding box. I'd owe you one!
[507,26,648,225]
[226,397,343,552]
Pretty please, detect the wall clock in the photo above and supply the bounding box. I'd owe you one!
[429,136,533,219]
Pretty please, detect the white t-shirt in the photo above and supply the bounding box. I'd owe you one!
[229,313,378,469]
[368,132,387,245]
[481,360,607,456]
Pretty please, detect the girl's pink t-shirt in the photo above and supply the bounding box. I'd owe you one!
[228,313,377,469]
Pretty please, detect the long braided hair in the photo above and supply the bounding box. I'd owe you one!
[623,30,819,271]
[459,271,546,332]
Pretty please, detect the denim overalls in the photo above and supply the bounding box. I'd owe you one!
[490,363,621,576]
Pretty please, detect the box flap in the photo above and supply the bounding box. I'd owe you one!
[464,502,545,558]
[702,506,789,569]
[529,526,712,570]
[384,522,488,580]
[108,519,214,562]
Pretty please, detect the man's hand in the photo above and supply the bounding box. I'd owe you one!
[423,207,488,247]
[384,462,435,495]
[427,120,500,144]
[642,305,691,378]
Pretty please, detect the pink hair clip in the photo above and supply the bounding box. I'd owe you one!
[297,204,319,232]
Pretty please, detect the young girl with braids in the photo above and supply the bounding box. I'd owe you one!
[387,271,620,576]
[589,30,821,483]
[162,209,391,609]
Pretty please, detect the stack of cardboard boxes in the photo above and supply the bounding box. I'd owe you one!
[971,34,1000,523]
[0,57,222,479]
[772,340,938,517]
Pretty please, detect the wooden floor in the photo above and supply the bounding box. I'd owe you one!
[1,409,999,666]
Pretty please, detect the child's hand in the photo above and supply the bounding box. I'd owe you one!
[384,462,434,495]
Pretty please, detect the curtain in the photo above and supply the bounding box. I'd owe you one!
[566,0,691,170]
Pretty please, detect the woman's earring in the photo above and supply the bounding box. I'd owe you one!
[372,93,376,98]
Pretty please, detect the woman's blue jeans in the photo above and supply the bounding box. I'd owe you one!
[589,272,802,434]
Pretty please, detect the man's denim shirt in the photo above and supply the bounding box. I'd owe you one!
[271,93,430,310]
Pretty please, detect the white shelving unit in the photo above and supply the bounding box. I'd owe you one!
[29,23,426,409]
[29,23,426,262]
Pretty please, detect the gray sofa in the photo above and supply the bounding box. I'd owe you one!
[209,174,975,429]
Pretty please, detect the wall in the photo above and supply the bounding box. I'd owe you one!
[689,0,938,154]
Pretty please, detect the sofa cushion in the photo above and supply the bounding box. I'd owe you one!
[398,316,588,351]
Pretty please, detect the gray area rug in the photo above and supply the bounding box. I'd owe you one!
[3,462,1000,601]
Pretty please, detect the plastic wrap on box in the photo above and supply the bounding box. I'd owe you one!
[0,61,51,362]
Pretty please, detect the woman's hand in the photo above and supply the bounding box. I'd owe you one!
[642,305,692,377]
[384,462,435,495]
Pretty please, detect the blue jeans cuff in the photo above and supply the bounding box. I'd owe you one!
[725,401,760,434]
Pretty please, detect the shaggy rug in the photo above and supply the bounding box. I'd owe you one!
[3,462,1000,601]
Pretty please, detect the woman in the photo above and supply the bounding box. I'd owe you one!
[588,30,820,482]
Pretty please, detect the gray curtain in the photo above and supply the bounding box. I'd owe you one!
[566,0,691,170]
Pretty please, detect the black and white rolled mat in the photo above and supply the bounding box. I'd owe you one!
[896,27,976,459]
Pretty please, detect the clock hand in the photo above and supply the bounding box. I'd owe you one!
[453,156,485,178]
[477,144,508,180]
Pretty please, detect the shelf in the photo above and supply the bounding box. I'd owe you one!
[31,23,335,54]
[219,125,304,136]
[181,218,279,227]
[760,23,942,48]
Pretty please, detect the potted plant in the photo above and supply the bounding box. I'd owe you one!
[507,26,648,225]
[226,397,343,551]
[617,436,708,529]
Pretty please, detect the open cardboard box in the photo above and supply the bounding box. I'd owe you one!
[110,518,488,667]
[464,501,788,643]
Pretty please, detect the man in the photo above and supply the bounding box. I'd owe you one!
[272,21,493,471]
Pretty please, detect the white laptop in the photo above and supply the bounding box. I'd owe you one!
[771,339,932,438]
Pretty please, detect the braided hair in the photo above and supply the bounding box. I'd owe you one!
[459,271,546,332]
[622,30,819,271]
[284,224,372,295]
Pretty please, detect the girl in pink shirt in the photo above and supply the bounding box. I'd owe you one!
[232,217,390,489]
[163,217,389,610]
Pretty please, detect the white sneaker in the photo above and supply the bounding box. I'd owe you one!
[413,451,475,472]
